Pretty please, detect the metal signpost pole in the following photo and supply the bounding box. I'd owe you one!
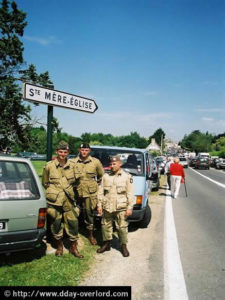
[47,105,53,162]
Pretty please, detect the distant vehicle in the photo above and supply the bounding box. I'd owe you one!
[90,145,153,228]
[215,158,225,169]
[17,152,46,161]
[151,159,160,191]
[210,157,219,168]
[189,157,197,167]
[188,152,196,159]
[155,156,166,174]
[179,157,188,168]
[67,154,77,159]
[0,156,46,254]
[195,156,210,170]
[198,152,210,159]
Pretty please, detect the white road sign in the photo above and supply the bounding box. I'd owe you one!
[23,83,98,113]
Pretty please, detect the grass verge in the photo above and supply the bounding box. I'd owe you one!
[0,236,98,286]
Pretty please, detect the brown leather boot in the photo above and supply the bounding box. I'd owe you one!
[55,239,63,257]
[96,241,111,253]
[121,244,129,257]
[88,230,97,245]
[69,241,84,259]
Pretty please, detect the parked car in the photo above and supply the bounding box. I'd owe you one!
[179,157,188,168]
[151,158,160,191]
[189,157,197,167]
[155,156,166,174]
[195,156,210,170]
[210,157,219,168]
[90,145,152,228]
[0,156,47,254]
[215,158,225,169]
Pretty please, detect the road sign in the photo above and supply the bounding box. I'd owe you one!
[23,83,98,113]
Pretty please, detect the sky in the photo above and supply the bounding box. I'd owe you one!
[15,0,225,142]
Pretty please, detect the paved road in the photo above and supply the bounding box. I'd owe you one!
[172,167,225,299]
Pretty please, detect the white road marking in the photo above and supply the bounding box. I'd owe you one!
[164,190,189,300]
[190,168,225,189]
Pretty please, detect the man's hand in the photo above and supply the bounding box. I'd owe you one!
[125,208,133,217]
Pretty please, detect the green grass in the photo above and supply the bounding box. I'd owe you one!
[0,237,98,286]
[31,161,46,178]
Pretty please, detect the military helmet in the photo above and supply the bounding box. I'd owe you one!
[57,140,69,150]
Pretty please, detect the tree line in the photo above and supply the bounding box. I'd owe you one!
[180,130,225,158]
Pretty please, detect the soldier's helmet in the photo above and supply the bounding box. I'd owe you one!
[57,140,69,150]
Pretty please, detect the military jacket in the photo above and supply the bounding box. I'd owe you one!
[70,156,104,198]
[97,169,134,213]
[42,159,76,206]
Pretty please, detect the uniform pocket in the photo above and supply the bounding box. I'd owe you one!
[116,185,126,194]
[116,197,127,210]
[88,181,98,194]
[46,187,64,203]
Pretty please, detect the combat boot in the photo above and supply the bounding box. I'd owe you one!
[88,230,97,245]
[55,239,63,257]
[121,244,129,257]
[69,241,84,259]
[96,241,111,253]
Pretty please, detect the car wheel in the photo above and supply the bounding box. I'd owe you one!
[139,204,151,228]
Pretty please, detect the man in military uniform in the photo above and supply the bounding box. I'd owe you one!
[96,155,134,257]
[71,143,104,245]
[42,141,84,259]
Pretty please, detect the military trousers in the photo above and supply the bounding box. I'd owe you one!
[101,210,128,245]
[47,202,80,241]
[78,196,97,231]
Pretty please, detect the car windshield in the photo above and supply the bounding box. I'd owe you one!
[91,148,144,176]
[0,161,40,200]
[180,158,187,161]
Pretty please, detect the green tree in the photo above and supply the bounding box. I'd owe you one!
[0,0,31,151]
[180,130,213,153]
[149,128,165,151]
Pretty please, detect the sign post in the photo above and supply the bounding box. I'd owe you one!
[23,83,98,161]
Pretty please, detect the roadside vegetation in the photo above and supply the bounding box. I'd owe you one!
[180,130,225,158]
[0,238,98,286]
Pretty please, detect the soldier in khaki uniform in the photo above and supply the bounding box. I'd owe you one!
[71,143,104,245]
[42,141,84,259]
[96,155,134,257]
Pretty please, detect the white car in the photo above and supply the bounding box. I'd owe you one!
[179,157,188,168]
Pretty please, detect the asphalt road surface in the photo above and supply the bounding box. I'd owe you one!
[172,167,225,300]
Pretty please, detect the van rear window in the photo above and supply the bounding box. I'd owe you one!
[0,161,40,200]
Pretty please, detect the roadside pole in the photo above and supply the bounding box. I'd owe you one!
[47,105,53,162]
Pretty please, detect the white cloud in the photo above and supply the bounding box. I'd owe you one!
[201,117,214,121]
[23,35,62,46]
[196,108,225,113]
